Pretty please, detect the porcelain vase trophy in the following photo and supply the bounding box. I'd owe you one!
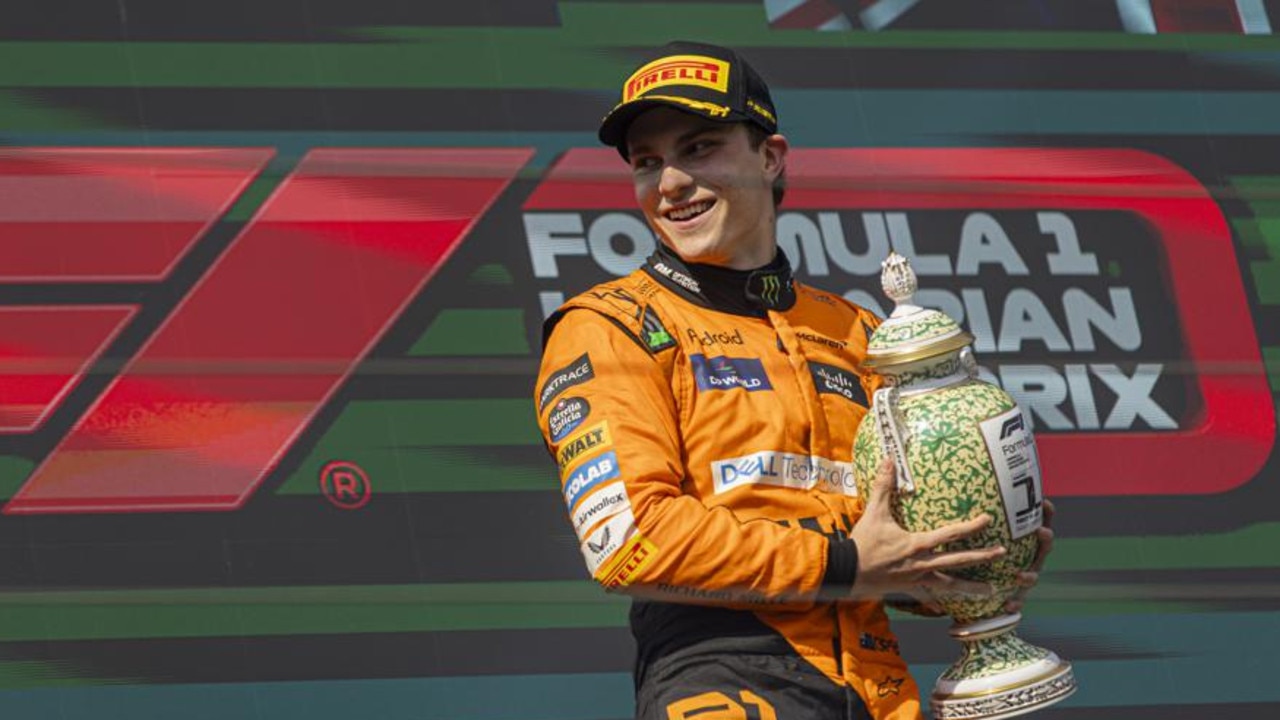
[852,253,1076,719]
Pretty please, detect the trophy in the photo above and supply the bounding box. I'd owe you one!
[852,253,1076,719]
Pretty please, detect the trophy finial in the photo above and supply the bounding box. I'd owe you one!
[881,252,917,310]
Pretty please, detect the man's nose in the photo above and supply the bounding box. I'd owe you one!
[658,163,693,199]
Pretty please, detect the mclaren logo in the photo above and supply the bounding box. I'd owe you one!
[587,526,611,554]
[623,55,730,102]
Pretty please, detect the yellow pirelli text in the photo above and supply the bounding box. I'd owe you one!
[623,55,730,102]
[599,533,657,589]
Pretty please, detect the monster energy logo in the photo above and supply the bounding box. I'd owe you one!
[761,274,781,306]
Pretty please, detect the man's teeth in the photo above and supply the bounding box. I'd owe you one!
[669,201,711,221]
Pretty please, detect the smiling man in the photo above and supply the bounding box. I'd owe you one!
[534,41,1035,719]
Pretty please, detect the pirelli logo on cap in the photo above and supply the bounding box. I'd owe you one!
[624,55,730,103]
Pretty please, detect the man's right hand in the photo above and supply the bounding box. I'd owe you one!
[848,458,1005,599]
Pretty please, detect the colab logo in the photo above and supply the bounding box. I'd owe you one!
[623,55,729,102]
[563,450,621,509]
[690,354,773,392]
[549,397,590,443]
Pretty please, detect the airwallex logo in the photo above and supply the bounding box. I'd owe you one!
[711,451,856,496]
[690,354,773,392]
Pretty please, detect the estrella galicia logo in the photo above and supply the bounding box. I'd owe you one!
[549,396,590,443]
[810,362,868,407]
[999,413,1025,440]
[563,450,621,509]
[539,353,594,412]
[690,354,773,392]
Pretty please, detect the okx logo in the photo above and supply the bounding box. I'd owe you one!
[0,147,530,514]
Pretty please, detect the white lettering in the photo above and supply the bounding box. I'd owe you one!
[1094,363,1176,429]
[586,212,655,276]
[998,289,1071,352]
[957,212,1029,275]
[1064,287,1141,351]
[1039,212,1099,275]
[525,213,586,278]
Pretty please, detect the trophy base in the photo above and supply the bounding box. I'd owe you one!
[930,614,1077,720]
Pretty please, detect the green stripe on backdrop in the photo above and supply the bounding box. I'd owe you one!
[0,554,1274,643]
[1266,348,1280,390]
[273,399,547,495]
[1232,177,1280,305]
[0,582,626,642]
[410,309,530,356]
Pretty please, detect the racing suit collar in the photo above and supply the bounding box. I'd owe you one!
[644,243,797,316]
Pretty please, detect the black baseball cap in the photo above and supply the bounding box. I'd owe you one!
[598,41,779,158]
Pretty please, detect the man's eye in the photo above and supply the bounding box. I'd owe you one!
[688,140,718,155]
[632,156,660,172]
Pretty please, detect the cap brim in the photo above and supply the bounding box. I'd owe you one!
[598,98,752,154]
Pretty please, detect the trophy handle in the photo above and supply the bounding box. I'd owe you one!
[871,386,915,494]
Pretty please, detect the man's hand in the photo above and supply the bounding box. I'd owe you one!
[1003,498,1055,614]
[849,458,1005,599]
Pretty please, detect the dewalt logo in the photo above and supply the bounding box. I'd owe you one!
[623,55,729,103]
[556,421,613,471]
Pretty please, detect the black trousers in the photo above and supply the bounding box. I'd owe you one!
[635,648,875,720]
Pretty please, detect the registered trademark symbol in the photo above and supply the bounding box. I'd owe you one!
[320,461,371,510]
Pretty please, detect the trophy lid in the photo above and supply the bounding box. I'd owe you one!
[864,252,973,369]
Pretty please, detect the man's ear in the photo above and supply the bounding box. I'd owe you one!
[762,133,789,182]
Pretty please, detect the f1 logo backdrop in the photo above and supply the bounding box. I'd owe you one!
[0,147,531,514]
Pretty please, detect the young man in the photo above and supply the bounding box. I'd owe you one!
[535,41,1047,719]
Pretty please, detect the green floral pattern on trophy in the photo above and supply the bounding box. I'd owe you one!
[941,632,1052,681]
[885,355,964,387]
[852,379,1040,623]
[868,310,960,351]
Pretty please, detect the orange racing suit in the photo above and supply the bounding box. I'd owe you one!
[535,245,922,719]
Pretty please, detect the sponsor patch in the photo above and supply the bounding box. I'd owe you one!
[810,361,869,407]
[650,260,701,294]
[571,481,630,538]
[690,354,772,392]
[556,421,612,471]
[599,533,657,589]
[980,408,1044,540]
[796,331,846,349]
[711,451,855,495]
[623,55,730,103]
[581,507,636,575]
[548,396,590,443]
[563,450,621,509]
[687,327,744,347]
[641,306,676,352]
[538,353,594,412]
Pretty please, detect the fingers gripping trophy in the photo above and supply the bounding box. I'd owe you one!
[851,253,1077,719]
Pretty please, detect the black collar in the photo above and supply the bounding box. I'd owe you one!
[643,243,797,317]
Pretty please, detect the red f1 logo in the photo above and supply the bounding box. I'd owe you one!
[0,147,531,514]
